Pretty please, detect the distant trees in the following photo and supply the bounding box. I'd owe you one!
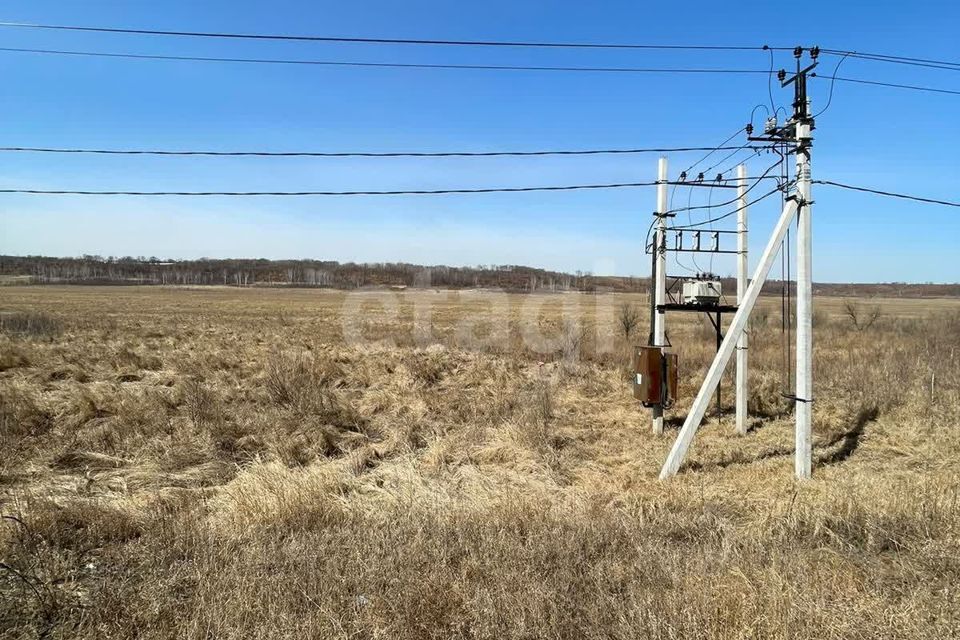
[4,255,951,298]
[0,256,652,292]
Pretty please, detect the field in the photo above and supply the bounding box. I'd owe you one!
[2,285,959,639]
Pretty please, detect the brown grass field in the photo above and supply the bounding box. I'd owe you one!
[1,285,959,639]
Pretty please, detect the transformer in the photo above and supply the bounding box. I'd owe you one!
[682,279,722,306]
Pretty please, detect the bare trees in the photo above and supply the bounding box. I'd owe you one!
[618,303,642,341]
[843,300,882,331]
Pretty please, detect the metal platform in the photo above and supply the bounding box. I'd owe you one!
[656,303,739,314]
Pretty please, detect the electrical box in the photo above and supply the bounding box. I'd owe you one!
[632,346,678,407]
[682,279,722,305]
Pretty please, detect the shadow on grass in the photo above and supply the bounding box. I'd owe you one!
[678,404,880,473]
[816,405,879,466]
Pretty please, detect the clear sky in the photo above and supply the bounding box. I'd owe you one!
[1,0,958,283]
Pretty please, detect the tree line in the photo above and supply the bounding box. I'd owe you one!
[2,255,956,297]
[0,255,647,292]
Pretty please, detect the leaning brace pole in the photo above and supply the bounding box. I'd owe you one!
[652,157,668,435]
[660,198,798,479]
[735,163,749,435]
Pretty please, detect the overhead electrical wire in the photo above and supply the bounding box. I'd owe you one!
[667,183,696,274]
[678,126,749,182]
[834,50,960,69]
[666,124,753,271]
[749,103,770,131]
[0,182,662,197]
[0,144,761,158]
[685,182,705,273]
[1,25,953,211]
[712,147,764,181]
[3,46,956,96]
[0,177,779,197]
[811,74,960,96]
[766,47,778,115]
[668,184,789,230]
[701,143,758,178]
[814,180,960,207]
[8,20,958,72]
[666,160,783,216]
[0,21,789,51]
[812,52,851,118]
[819,49,960,72]
[5,21,960,78]
[0,46,772,75]
[707,181,718,273]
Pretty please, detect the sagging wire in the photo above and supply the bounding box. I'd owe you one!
[707,178,719,274]
[772,140,794,396]
[765,45,778,115]
[781,221,794,396]
[813,51,852,118]
[669,182,696,274]
[666,157,786,223]
[749,103,770,133]
[687,181,706,273]
[669,183,790,231]
[680,126,747,178]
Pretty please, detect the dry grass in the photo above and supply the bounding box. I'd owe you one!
[0,311,62,342]
[1,285,959,639]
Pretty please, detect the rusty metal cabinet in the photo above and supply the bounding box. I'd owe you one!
[632,346,677,407]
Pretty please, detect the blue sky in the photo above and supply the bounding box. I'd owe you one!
[1,0,958,283]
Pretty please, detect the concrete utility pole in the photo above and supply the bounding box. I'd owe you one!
[777,47,817,479]
[794,103,813,479]
[735,163,749,435]
[660,199,799,479]
[658,47,819,480]
[652,157,668,435]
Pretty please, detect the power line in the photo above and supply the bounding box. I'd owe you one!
[814,180,960,207]
[0,21,787,51]
[668,184,788,230]
[0,181,660,197]
[0,183,660,196]
[820,49,960,72]
[5,21,958,75]
[812,52,851,118]
[680,127,747,176]
[667,160,783,215]
[0,178,777,197]
[811,73,960,96]
[672,127,760,265]
[701,143,756,177]
[0,46,772,75]
[712,147,764,180]
[0,144,762,158]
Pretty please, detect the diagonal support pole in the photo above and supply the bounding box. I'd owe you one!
[660,198,799,479]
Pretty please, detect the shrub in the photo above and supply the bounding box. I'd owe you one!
[182,378,221,428]
[843,300,882,331]
[617,303,642,340]
[265,350,312,408]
